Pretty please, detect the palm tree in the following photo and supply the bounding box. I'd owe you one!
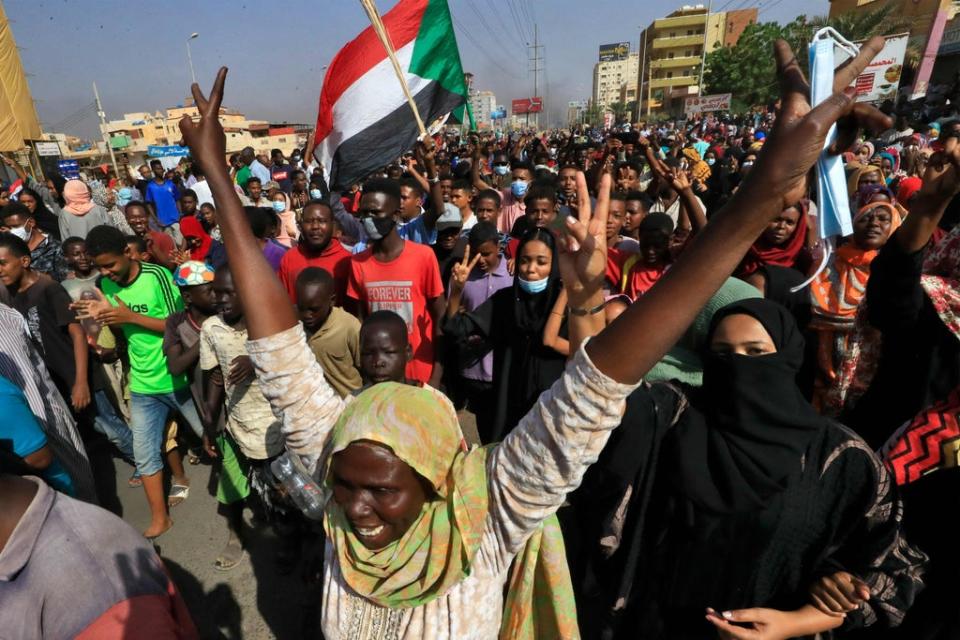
[608,101,628,123]
[806,4,918,66]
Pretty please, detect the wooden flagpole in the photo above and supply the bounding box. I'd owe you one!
[358,0,428,138]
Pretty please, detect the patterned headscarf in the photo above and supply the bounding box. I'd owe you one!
[920,224,960,340]
[681,147,712,182]
[810,202,902,330]
[322,382,578,638]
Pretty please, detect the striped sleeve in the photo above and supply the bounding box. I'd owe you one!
[141,263,183,317]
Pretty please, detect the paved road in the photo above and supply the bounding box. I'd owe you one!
[112,410,479,640]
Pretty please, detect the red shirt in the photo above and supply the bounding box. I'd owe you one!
[607,247,668,299]
[278,241,351,304]
[347,241,444,384]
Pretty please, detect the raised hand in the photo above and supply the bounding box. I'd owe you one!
[557,171,610,309]
[669,167,692,192]
[917,136,960,200]
[178,67,228,176]
[741,37,891,211]
[450,244,481,292]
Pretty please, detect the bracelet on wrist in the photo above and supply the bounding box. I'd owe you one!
[568,300,607,317]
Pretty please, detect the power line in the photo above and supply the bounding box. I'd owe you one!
[758,0,788,16]
[46,101,97,132]
[505,0,531,43]
[465,0,524,56]
[484,0,525,52]
[450,13,525,80]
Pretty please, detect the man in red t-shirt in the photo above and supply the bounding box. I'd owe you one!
[278,201,350,303]
[346,179,445,386]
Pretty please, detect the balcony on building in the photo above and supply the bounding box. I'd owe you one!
[652,34,705,49]
[649,55,701,70]
[653,14,707,30]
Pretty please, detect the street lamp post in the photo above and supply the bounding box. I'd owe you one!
[187,32,199,85]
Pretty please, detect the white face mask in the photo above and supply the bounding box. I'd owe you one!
[8,224,30,241]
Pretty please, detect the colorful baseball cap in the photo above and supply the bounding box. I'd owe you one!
[174,260,215,287]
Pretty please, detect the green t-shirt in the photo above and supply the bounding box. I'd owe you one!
[100,261,188,395]
[236,165,251,192]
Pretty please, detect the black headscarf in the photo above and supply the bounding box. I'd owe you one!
[46,173,67,208]
[667,298,825,514]
[19,187,61,241]
[512,228,562,333]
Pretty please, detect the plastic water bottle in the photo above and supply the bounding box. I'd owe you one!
[271,451,327,521]
[79,289,102,341]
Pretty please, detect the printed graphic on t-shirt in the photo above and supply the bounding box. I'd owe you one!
[365,280,414,329]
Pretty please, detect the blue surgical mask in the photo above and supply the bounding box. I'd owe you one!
[706,158,716,166]
[518,275,549,294]
[309,188,323,199]
[494,165,510,176]
[272,200,286,213]
[511,180,529,198]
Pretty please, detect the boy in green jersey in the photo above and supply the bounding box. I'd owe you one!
[74,225,203,539]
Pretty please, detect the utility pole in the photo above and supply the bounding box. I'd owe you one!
[93,82,120,181]
[699,0,713,99]
[528,24,544,130]
[638,26,647,122]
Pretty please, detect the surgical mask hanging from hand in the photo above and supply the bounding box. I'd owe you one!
[791,28,859,293]
[518,275,549,294]
[362,215,396,241]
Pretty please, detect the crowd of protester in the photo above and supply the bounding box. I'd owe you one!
[3,37,960,639]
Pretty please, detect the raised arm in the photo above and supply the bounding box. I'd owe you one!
[179,69,294,340]
[585,38,891,386]
[180,68,345,474]
[471,142,491,191]
[895,138,960,254]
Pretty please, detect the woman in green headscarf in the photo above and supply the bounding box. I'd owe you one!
[181,48,903,638]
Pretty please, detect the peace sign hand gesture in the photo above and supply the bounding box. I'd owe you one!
[450,244,481,292]
[179,67,228,176]
[557,171,610,309]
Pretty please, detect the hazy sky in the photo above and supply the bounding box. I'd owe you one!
[7,0,829,138]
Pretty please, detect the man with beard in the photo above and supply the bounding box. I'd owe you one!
[277,201,350,304]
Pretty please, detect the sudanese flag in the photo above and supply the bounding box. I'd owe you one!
[313,0,469,190]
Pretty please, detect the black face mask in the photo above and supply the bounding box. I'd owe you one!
[363,215,397,240]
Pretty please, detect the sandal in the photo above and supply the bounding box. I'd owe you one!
[128,474,142,488]
[187,450,201,465]
[167,483,190,508]
[214,537,245,571]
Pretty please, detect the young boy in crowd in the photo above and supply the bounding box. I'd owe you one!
[357,310,413,388]
[74,225,203,538]
[606,212,674,299]
[607,192,640,253]
[445,222,512,436]
[59,236,137,480]
[623,191,653,242]
[296,267,362,399]
[347,179,445,387]
[200,265,289,571]
[277,201,350,303]
[0,234,90,415]
[448,179,477,233]
[160,260,220,504]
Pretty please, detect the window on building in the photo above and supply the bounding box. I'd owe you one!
[687,30,693,35]
[667,71,673,78]
[670,32,676,37]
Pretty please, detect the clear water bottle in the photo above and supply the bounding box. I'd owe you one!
[79,289,102,341]
[271,451,327,521]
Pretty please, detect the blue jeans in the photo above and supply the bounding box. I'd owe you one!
[92,390,135,463]
[129,388,203,477]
